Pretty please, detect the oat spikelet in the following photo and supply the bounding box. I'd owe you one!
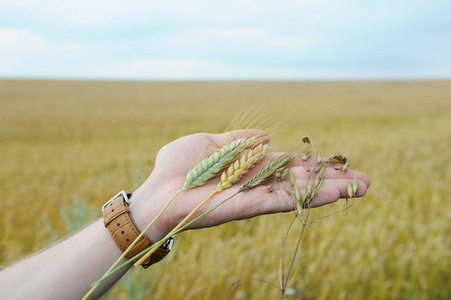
[352,176,358,194]
[216,143,270,192]
[347,182,354,198]
[302,178,312,204]
[239,153,294,192]
[283,180,292,195]
[281,167,289,180]
[183,138,248,190]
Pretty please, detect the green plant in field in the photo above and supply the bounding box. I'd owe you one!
[43,163,145,240]
[42,197,98,240]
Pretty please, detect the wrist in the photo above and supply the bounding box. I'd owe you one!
[128,186,168,243]
[102,190,173,268]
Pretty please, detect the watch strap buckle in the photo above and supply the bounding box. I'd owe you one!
[102,190,129,213]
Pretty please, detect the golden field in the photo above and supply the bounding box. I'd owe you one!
[0,80,450,299]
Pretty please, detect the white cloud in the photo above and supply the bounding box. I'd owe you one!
[0,28,90,75]
[0,28,51,53]
[0,28,87,56]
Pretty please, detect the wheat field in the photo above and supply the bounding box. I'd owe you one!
[0,80,450,299]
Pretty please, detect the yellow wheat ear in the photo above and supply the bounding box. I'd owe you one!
[216,143,271,192]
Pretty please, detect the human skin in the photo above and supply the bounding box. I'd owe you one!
[0,129,370,299]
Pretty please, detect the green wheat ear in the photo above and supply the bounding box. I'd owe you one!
[183,137,249,190]
[239,153,294,192]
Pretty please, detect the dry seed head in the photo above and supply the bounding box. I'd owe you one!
[302,135,311,144]
[239,153,294,192]
[216,143,270,192]
[183,138,249,190]
[267,184,273,193]
[328,153,347,164]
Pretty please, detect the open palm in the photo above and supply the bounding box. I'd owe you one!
[130,130,371,242]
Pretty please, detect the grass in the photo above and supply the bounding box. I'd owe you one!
[0,79,450,299]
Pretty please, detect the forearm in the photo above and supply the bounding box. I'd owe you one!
[0,219,131,300]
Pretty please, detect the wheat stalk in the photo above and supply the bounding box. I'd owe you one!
[216,143,270,192]
[239,153,294,192]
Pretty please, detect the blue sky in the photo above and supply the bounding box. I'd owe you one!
[0,0,450,80]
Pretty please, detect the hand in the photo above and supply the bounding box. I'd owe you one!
[130,129,371,242]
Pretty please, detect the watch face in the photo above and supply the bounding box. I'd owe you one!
[161,236,175,251]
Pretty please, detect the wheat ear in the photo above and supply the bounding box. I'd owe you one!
[216,143,270,192]
[239,153,294,192]
[183,137,250,190]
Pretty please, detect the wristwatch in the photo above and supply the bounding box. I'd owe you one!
[102,190,174,268]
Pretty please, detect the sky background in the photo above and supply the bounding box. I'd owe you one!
[0,0,450,80]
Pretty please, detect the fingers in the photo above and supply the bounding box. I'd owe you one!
[253,153,370,189]
[227,165,369,219]
[267,185,342,211]
[321,179,368,198]
[231,185,342,218]
[272,175,367,207]
[290,165,370,189]
[270,177,368,200]
[289,164,369,200]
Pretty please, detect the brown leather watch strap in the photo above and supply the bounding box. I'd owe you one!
[103,192,167,268]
